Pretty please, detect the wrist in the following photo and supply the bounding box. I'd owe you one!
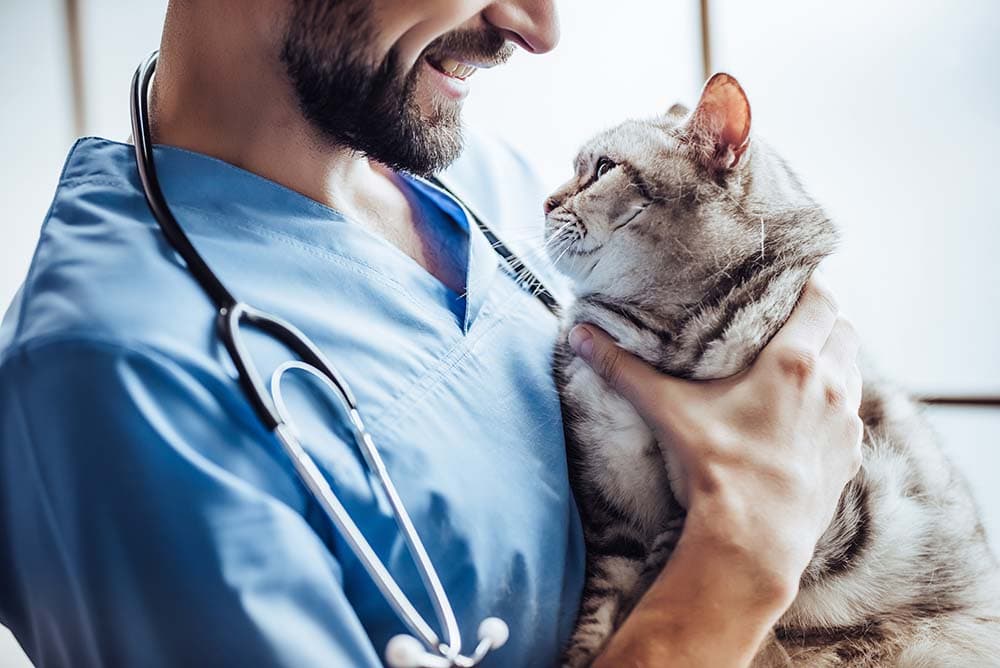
[680,505,801,616]
[684,486,811,606]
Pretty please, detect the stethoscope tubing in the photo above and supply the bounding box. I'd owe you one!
[270,361,459,654]
[129,50,551,666]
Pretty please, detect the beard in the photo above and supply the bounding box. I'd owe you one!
[281,1,513,176]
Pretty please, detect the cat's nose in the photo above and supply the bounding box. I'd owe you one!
[543,196,561,215]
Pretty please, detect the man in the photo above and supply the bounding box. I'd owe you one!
[0,1,862,666]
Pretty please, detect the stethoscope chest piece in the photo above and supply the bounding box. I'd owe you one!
[386,616,509,667]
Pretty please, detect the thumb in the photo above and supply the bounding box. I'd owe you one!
[569,325,690,424]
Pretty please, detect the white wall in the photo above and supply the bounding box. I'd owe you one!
[0,0,74,319]
[1,1,997,666]
[0,3,70,661]
[77,0,171,142]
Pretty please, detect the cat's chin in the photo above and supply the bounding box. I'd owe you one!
[549,262,591,287]
[545,239,606,284]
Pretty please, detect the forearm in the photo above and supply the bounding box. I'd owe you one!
[593,514,795,668]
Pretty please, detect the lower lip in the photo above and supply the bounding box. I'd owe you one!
[422,59,471,101]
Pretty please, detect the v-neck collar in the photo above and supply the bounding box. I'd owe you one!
[404,175,498,334]
[81,138,502,335]
[69,138,512,335]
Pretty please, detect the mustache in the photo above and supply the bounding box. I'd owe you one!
[421,27,516,67]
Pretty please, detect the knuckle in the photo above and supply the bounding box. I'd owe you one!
[852,415,866,444]
[824,382,847,409]
[775,347,818,384]
[598,346,625,388]
[699,423,735,457]
[833,316,861,357]
[809,281,839,315]
[836,315,858,341]
[779,462,811,496]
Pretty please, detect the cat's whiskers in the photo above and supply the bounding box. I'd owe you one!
[464,234,574,321]
[548,239,574,270]
[456,219,574,301]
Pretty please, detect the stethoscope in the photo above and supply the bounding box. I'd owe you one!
[129,51,558,668]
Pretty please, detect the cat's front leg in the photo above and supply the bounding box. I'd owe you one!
[621,519,685,621]
[561,553,644,668]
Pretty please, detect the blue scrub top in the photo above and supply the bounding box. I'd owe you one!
[0,134,584,667]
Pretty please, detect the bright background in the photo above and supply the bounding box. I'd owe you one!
[1,1,998,665]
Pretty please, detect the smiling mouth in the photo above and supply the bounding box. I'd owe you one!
[426,56,478,81]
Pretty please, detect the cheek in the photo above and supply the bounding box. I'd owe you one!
[605,192,642,221]
[586,237,650,287]
[577,182,617,216]
[577,182,645,231]
[572,194,611,235]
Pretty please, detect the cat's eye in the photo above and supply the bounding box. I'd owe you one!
[595,157,616,180]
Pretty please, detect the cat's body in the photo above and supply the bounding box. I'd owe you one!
[546,75,1000,666]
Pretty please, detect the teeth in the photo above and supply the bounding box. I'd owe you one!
[436,57,477,80]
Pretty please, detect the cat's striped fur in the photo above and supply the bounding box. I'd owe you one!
[547,74,1000,666]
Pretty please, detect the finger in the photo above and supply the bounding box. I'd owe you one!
[766,275,840,357]
[846,415,865,476]
[569,324,692,423]
[820,316,862,408]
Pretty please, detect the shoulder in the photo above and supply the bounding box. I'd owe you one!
[0,137,218,366]
[0,330,292,510]
[0,334,235,425]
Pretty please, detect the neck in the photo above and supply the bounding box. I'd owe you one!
[149,2,406,226]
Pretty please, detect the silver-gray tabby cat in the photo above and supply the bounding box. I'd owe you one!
[546,73,1000,667]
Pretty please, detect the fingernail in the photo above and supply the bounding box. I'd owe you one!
[569,325,594,361]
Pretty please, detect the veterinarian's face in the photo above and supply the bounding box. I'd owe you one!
[281,0,560,175]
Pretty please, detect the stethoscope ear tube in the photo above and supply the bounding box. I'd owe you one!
[130,53,282,430]
[129,52,237,313]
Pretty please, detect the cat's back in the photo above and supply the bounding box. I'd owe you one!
[773,375,1000,665]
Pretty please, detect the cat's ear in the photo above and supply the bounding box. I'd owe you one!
[667,102,690,118]
[681,72,751,171]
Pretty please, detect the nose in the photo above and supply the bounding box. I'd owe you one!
[482,1,560,54]
[543,195,561,215]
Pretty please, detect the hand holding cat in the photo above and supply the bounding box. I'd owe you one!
[571,275,864,666]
